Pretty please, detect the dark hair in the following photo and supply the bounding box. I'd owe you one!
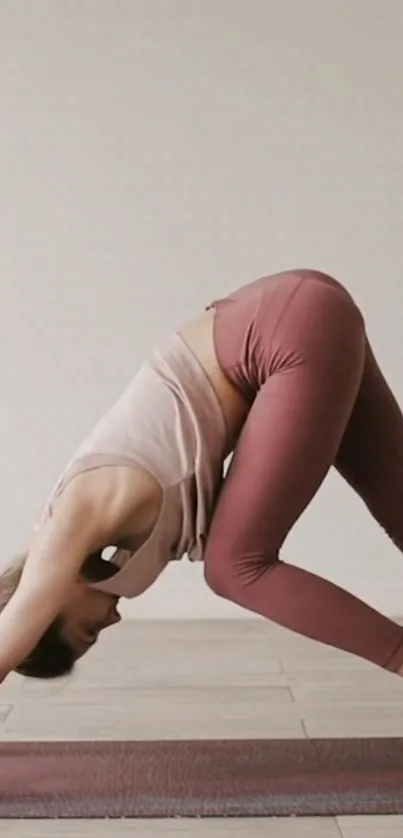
[15,616,77,679]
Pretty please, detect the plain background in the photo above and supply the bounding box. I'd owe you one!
[1,0,403,619]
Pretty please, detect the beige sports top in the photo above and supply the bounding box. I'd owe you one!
[38,333,227,598]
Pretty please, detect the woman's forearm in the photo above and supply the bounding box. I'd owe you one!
[0,493,107,679]
[0,578,75,677]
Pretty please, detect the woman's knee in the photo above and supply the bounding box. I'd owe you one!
[204,555,231,598]
[204,550,276,598]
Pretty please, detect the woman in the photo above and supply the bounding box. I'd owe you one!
[1,268,403,683]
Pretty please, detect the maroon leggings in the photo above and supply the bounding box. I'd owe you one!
[204,269,403,672]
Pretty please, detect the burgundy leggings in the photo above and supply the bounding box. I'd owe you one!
[204,269,403,672]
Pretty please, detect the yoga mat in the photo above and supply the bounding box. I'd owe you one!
[1,738,403,819]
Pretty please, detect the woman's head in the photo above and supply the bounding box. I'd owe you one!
[0,555,121,679]
[59,582,121,660]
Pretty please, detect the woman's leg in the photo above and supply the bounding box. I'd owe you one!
[335,339,403,671]
[204,277,403,672]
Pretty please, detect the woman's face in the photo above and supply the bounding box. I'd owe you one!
[60,583,122,659]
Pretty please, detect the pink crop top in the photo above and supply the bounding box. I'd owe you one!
[37,333,227,598]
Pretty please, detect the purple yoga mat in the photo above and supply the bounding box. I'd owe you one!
[1,737,403,818]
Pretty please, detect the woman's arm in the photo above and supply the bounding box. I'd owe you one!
[0,464,162,682]
[0,486,118,681]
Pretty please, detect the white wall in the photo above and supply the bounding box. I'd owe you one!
[1,0,403,619]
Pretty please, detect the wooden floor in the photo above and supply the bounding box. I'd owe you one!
[1,619,403,837]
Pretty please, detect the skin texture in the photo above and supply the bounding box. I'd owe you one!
[0,308,244,679]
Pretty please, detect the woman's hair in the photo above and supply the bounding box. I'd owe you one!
[0,555,77,679]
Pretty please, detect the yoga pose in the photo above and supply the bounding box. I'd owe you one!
[1,268,403,682]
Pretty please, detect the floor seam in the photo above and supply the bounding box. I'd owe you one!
[334,817,345,837]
